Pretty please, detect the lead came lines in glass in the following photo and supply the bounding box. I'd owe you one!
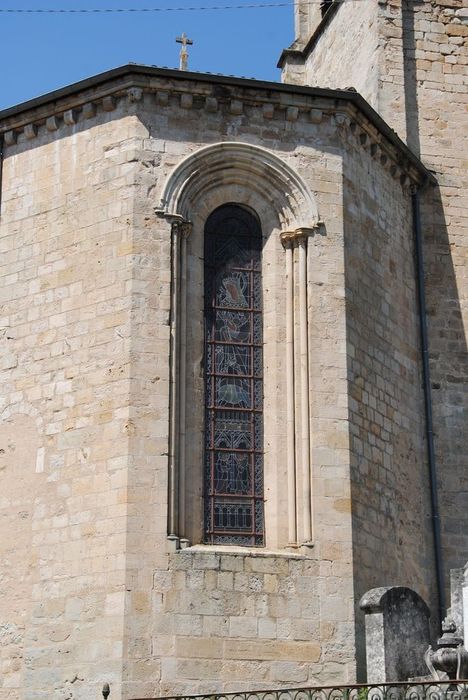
[204,205,264,545]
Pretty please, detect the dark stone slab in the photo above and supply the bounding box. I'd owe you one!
[360,586,431,682]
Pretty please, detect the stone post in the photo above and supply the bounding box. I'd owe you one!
[360,586,431,682]
[463,563,468,647]
[447,565,465,638]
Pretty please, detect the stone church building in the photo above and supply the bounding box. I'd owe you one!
[0,1,466,698]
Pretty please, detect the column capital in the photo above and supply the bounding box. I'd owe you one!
[280,231,295,249]
[280,225,320,249]
[155,209,193,238]
[173,220,192,238]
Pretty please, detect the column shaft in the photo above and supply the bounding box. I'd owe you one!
[168,224,181,541]
[178,231,188,538]
[299,236,312,544]
[285,241,297,545]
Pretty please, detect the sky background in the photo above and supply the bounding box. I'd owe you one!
[0,0,296,110]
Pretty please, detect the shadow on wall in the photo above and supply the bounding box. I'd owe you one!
[400,0,468,632]
[402,0,423,157]
[344,168,466,680]
[421,183,468,601]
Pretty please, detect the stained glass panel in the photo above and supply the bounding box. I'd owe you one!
[214,452,251,494]
[215,377,251,409]
[204,204,264,546]
[215,345,251,375]
[215,271,250,309]
[214,500,253,531]
[214,413,252,450]
[214,310,250,343]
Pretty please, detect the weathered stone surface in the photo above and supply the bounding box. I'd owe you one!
[360,587,431,682]
[448,566,465,636]
[205,96,218,112]
[63,109,77,125]
[102,95,116,111]
[0,8,464,691]
[24,123,37,139]
[46,115,59,131]
[180,93,193,109]
[282,1,468,621]
[463,564,468,646]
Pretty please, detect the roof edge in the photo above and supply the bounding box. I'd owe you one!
[0,63,436,187]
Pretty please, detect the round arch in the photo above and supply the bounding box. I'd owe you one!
[159,142,321,550]
[156,141,319,231]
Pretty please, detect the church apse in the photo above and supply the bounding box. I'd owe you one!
[0,62,444,698]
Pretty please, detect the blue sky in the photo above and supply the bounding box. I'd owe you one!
[0,1,295,110]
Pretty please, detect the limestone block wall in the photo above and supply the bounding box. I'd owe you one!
[0,73,363,700]
[304,1,380,107]
[286,0,468,603]
[341,137,437,676]
[118,85,433,696]
[0,108,142,698]
[0,68,435,699]
[294,0,323,45]
[398,0,468,583]
[150,550,353,695]
[119,86,358,699]
[343,139,433,595]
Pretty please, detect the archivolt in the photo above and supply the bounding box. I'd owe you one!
[157,141,319,230]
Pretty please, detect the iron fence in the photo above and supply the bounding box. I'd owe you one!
[131,680,468,700]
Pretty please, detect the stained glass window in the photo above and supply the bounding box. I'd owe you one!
[204,204,264,546]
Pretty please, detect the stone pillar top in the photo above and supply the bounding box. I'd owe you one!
[360,586,431,682]
[360,586,431,617]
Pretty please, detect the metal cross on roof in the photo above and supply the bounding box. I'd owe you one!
[176,32,193,71]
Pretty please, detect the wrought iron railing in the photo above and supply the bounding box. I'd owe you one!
[131,680,468,700]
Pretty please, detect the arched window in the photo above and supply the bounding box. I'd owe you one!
[203,205,264,545]
[158,142,320,551]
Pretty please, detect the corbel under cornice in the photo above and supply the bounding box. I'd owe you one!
[0,65,435,191]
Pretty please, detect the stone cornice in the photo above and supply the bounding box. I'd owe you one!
[0,64,435,189]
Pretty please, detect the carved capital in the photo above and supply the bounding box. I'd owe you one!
[155,209,192,238]
[280,231,294,249]
[173,220,192,239]
[281,225,320,249]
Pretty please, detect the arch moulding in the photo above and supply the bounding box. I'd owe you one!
[155,141,320,232]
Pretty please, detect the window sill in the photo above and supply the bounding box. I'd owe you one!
[173,543,314,559]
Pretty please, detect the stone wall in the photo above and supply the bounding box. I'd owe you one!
[304,1,380,106]
[0,108,142,697]
[286,0,468,608]
[343,138,434,588]
[341,126,437,677]
[0,68,434,698]
[294,0,322,45]
[119,82,358,698]
[402,0,468,583]
[150,550,352,695]
[117,84,433,695]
